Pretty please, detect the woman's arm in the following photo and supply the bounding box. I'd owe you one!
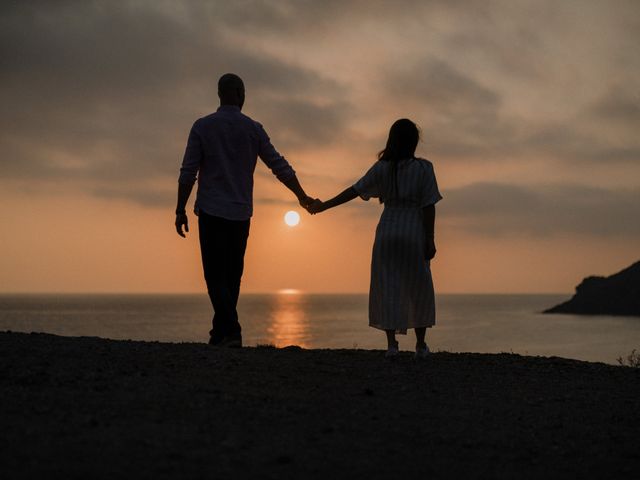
[309,187,359,214]
[423,204,436,260]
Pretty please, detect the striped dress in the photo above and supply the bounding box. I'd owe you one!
[353,157,442,333]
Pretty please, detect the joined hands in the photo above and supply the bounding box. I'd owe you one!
[177,194,325,238]
[299,195,325,215]
[306,199,325,214]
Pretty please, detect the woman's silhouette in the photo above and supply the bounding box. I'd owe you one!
[309,119,442,357]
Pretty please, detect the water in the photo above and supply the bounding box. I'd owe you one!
[0,293,638,365]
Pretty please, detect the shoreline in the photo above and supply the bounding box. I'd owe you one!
[1,331,639,478]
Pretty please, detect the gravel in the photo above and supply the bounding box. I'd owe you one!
[1,331,639,479]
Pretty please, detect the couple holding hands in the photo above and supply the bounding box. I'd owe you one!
[176,74,441,357]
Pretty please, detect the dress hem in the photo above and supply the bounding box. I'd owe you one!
[369,323,435,334]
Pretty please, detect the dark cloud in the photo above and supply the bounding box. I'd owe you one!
[440,182,640,237]
[388,58,500,116]
[523,123,640,165]
[384,57,640,165]
[0,0,352,194]
[206,0,468,34]
[253,98,350,150]
[532,88,640,164]
[253,197,299,207]
[0,0,638,216]
[590,89,640,125]
[447,26,547,80]
[384,57,521,158]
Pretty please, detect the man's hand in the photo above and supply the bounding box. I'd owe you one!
[299,195,315,210]
[307,199,325,214]
[175,213,189,238]
[425,237,436,261]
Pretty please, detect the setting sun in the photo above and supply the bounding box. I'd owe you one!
[284,210,300,227]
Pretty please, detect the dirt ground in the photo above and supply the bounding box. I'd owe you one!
[1,331,639,479]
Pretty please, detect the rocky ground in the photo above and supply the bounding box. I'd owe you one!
[1,331,639,479]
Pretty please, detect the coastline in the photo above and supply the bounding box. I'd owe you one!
[1,331,639,478]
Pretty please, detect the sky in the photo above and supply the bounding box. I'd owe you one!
[1,0,639,294]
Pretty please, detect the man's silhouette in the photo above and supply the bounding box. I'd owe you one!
[175,73,313,347]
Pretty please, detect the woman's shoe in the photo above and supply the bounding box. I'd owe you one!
[385,342,399,358]
[415,343,430,359]
[219,334,243,348]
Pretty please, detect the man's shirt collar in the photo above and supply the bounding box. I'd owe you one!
[217,105,241,113]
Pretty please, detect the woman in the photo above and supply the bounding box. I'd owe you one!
[309,119,442,358]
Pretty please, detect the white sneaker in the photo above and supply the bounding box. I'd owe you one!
[415,344,430,359]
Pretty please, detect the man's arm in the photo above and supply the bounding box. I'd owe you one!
[282,175,314,208]
[175,122,201,238]
[257,123,314,208]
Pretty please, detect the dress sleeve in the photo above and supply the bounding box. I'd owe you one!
[352,161,383,201]
[420,161,443,206]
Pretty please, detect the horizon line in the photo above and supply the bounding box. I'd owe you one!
[0,291,572,296]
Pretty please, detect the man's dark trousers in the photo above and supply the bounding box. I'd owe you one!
[198,211,250,341]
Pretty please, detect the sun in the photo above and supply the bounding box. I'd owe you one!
[284,210,300,227]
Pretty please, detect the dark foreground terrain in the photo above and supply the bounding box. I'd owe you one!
[1,331,639,479]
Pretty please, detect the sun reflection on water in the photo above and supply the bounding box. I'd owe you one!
[266,290,308,347]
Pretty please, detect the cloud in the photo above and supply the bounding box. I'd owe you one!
[92,185,174,208]
[522,84,640,164]
[0,0,638,218]
[382,56,640,165]
[388,58,500,116]
[588,88,640,160]
[205,0,468,34]
[253,98,350,150]
[253,197,299,207]
[0,0,353,192]
[383,57,522,158]
[440,182,640,237]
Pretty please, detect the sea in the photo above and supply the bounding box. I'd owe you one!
[1,293,639,365]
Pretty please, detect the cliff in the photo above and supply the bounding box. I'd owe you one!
[545,260,640,316]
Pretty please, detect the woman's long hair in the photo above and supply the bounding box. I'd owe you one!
[377,118,420,201]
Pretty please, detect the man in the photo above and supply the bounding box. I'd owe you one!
[175,73,313,347]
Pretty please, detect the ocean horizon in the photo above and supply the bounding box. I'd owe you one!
[1,293,638,365]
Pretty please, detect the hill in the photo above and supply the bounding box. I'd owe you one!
[545,261,640,316]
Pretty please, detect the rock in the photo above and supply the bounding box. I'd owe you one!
[544,261,640,316]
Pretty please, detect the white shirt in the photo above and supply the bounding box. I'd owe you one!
[179,105,295,220]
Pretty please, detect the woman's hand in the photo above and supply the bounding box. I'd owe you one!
[425,237,436,260]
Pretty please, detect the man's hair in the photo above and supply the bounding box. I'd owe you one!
[218,73,244,95]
